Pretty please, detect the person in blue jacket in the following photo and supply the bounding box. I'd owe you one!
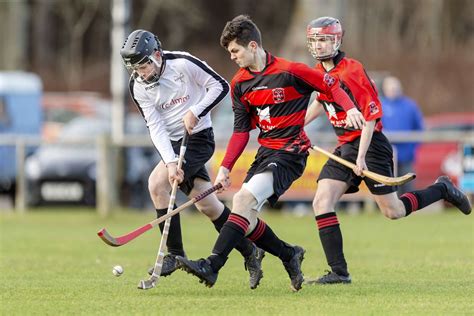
[381,76,424,194]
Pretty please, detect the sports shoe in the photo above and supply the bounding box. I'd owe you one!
[282,245,305,292]
[244,246,265,289]
[176,256,218,287]
[147,253,181,277]
[305,270,352,285]
[435,176,472,215]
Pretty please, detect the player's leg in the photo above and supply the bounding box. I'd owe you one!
[374,177,471,218]
[364,133,471,217]
[308,142,364,285]
[241,173,305,292]
[189,177,225,220]
[148,160,172,209]
[190,179,254,255]
[177,172,305,291]
[147,161,185,276]
[310,178,352,284]
[176,186,259,287]
[150,127,213,259]
[190,178,265,289]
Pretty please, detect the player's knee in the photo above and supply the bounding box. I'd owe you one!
[148,174,168,198]
[380,205,404,220]
[233,190,255,209]
[312,196,334,215]
[195,196,223,219]
[385,211,400,220]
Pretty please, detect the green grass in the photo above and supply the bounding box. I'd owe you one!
[1,208,473,315]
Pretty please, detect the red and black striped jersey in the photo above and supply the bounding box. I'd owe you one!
[230,52,337,153]
[316,52,383,144]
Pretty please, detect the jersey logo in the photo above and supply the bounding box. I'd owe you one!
[323,102,338,119]
[272,88,285,103]
[161,94,190,109]
[145,82,159,90]
[174,73,185,83]
[256,106,271,124]
[369,101,379,115]
[323,73,336,88]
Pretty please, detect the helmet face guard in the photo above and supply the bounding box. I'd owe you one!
[306,17,343,61]
[120,29,164,85]
[124,54,163,85]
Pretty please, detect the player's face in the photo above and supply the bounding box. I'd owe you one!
[307,35,335,59]
[134,61,157,82]
[125,51,163,84]
[227,40,255,68]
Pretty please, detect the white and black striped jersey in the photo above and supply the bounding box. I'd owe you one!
[130,50,229,164]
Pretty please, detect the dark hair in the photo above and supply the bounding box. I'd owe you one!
[220,15,262,49]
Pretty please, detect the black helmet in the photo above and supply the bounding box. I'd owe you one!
[120,30,164,84]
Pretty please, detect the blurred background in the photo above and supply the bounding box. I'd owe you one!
[0,0,473,214]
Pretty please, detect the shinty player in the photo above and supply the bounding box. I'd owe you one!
[303,17,472,285]
[120,29,265,289]
[176,15,364,291]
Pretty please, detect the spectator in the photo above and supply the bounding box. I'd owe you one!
[381,76,424,194]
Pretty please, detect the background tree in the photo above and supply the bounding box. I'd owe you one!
[0,0,471,114]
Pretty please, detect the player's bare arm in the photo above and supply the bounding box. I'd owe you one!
[354,120,376,176]
[214,166,231,193]
[183,110,198,135]
[305,99,324,126]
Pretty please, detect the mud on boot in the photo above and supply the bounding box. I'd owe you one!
[147,253,181,277]
[282,245,305,292]
[244,246,265,289]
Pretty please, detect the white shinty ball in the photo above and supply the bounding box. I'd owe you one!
[112,265,124,276]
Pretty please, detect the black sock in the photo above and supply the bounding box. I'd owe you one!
[208,213,249,272]
[316,212,348,276]
[400,183,445,216]
[156,205,185,257]
[212,206,254,257]
[247,218,294,262]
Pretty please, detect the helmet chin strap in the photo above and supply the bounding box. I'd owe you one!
[152,54,166,79]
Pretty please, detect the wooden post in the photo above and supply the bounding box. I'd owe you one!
[15,139,26,213]
[96,135,112,217]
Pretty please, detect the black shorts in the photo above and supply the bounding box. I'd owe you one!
[318,132,397,195]
[244,146,308,206]
[171,128,214,195]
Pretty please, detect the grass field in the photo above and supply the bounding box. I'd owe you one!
[1,208,473,315]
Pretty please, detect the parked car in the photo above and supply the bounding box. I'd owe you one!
[25,114,157,207]
[0,72,43,200]
[25,116,110,206]
[414,112,474,190]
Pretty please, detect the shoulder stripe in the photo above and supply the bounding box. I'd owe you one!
[165,53,229,117]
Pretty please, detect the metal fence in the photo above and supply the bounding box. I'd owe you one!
[1,130,473,216]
